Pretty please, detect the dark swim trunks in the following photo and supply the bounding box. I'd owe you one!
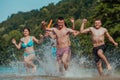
[93,44,106,63]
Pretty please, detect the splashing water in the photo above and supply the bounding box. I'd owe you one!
[0,39,120,79]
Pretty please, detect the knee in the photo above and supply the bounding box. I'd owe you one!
[24,58,29,63]
[97,49,103,55]
[96,62,101,68]
[62,59,67,65]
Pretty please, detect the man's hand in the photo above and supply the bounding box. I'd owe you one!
[82,19,87,24]
[70,17,74,23]
[41,20,47,30]
[39,34,44,38]
[41,21,46,25]
[114,42,118,47]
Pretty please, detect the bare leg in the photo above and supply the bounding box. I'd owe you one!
[97,49,112,70]
[57,59,63,73]
[24,61,30,73]
[62,53,69,71]
[96,60,104,76]
[67,50,71,65]
[29,60,36,73]
[24,54,36,73]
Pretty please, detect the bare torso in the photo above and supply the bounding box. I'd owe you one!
[91,27,106,47]
[24,47,34,53]
[54,27,71,48]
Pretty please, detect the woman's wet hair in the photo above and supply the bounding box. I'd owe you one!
[23,27,30,32]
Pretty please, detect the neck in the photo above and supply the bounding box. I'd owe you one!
[24,35,29,38]
[58,27,63,30]
[95,26,101,29]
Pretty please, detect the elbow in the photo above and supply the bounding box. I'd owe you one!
[17,47,21,50]
[39,41,43,44]
[80,31,84,34]
[38,40,43,44]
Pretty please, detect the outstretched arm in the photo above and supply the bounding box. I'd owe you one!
[67,28,80,36]
[12,38,22,49]
[48,32,56,39]
[72,30,80,36]
[32,34,44,44]
[70,17,75,30]
[41,20,53,31]
[41,21,47,31]
[80,19,91,34]
[105,30,118,46]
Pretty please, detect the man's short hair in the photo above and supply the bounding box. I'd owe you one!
[94,18,101,22]
[58,17,64,20]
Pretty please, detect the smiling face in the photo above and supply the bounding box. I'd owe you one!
[94,20,102,29]
[57,19,64,29]
[57,17,65,30]
[23,28,30,37]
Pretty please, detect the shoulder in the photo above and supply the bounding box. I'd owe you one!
[88,27,93,31]
[20,37,24,42]
[67,28,72,31]
[30,36,33,38]
[51,28,56,30]
[50,28,57,32]
[31,36,35,39]
[90,27,94,30]
[30,36,35,41]
[101,27,108,32]
[66,28,74,32]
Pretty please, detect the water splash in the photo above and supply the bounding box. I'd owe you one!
[0,40,120,78]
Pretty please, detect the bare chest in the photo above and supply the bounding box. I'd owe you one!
[92,29,105,37]
[55,29,69,38]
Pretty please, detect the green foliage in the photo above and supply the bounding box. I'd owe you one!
[0,0,119,64]
[92,0,120,43]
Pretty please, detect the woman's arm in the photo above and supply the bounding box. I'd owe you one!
[32,35,44,44]
[12,38,21,49]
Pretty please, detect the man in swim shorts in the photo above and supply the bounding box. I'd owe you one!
[46,17,80,73]
[80,19,118,76]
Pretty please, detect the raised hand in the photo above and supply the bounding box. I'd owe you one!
[70,17,75,29]
[70,17,74,23]
[41,21,46,25]
[82,19,87,24]
[114,42,118,47]
[12,38,16,44]
[41,21,47,30]
[39,34,44,38]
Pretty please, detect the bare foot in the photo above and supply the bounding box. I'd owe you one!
[107,64,112,71]
[59,66,63,73]
[101,73,110,77]
[64,64,68,71]
[32,66,36,73]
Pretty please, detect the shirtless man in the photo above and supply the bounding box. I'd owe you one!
[46,17,79,73]
[80,19,118,76]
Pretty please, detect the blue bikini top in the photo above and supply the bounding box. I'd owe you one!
[21,36,34,49]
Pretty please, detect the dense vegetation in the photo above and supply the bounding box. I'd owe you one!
[0,0,120,65]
